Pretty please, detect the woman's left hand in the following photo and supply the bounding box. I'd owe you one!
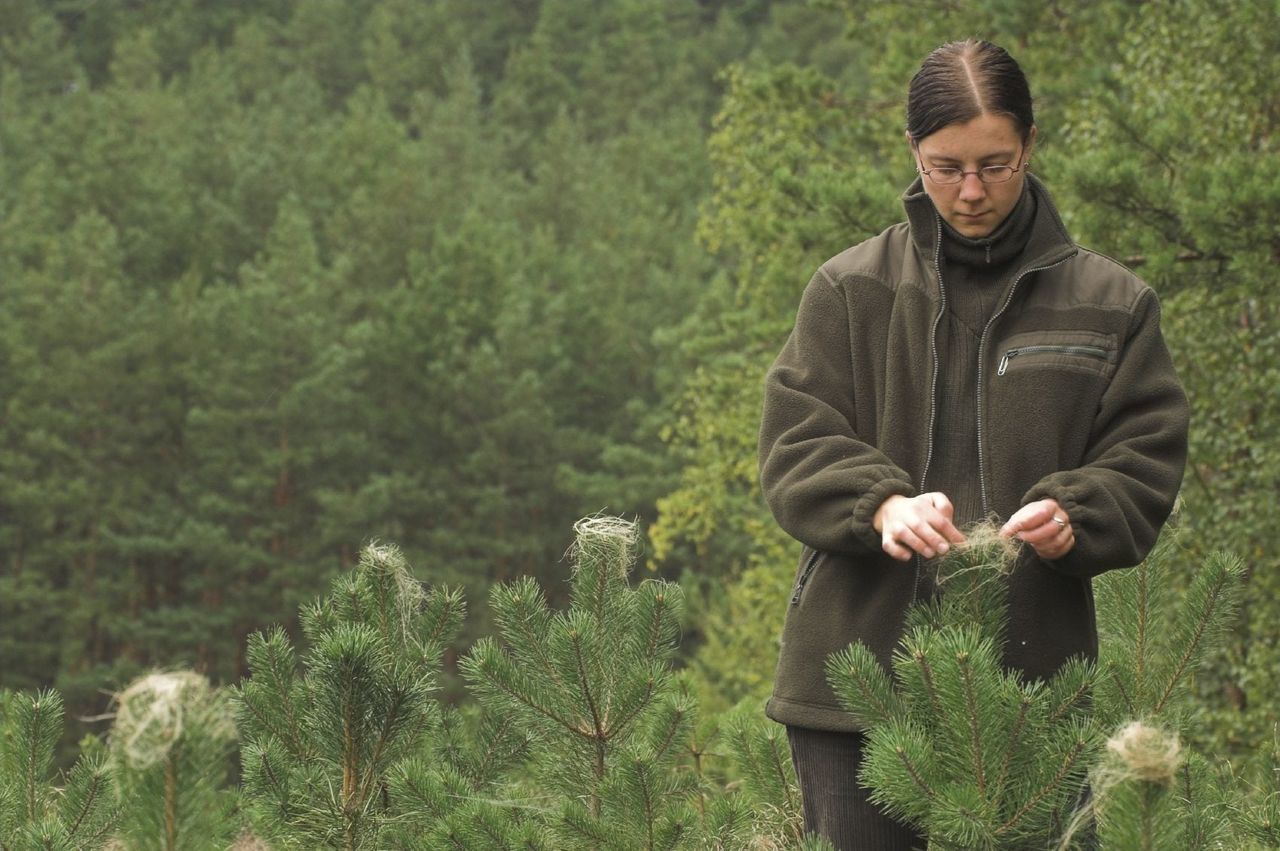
[999,499,1075,560]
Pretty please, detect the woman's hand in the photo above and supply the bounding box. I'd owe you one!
[1000,499,1075,560]
[874,492,966,561]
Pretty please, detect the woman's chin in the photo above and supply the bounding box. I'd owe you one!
[949,213,995,237]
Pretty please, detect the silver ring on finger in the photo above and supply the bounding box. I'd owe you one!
[1053,515,1067,529]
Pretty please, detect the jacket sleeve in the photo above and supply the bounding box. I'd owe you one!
[1024,288,1189,578]
[758,267,917,555]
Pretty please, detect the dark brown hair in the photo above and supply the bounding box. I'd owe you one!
[906,40,1034,143]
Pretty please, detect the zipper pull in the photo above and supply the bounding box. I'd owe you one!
[997,349,1018,376]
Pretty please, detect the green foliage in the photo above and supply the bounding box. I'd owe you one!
[461,516,699,847]
[236,543,463,849]
[640,0,1280,800]
[0,689,119,849]
[1045,0,1280,770]
[2,0,1278,841]
[1,0,759,735]
[108,672,239,850]
[701,700,807,848]
[827,536,1099,849]
[825,530,1259,849]
[1094,533,1246,728]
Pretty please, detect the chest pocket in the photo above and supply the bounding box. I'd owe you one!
[994,329,1118,380]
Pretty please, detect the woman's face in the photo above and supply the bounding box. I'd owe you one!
[910,113,1036,239]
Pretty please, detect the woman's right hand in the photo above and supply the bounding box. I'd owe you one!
[873,492,966,561]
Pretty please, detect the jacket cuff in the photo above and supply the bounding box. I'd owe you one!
[850,476,917,552]
[1020,484,1100,579]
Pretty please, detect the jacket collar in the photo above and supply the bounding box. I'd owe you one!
[902,173,1078,276]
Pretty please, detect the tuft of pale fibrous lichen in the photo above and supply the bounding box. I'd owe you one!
[934,520,1021,588]
[569,514,640,579]
[1104,721,1183,784]
[112,671,236,769]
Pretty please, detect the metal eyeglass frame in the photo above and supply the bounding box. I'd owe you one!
[913,144,1029,185]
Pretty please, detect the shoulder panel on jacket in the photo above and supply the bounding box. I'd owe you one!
[1031,247,1153,312]
[817,222,928,296]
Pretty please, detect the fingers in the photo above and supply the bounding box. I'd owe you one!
[878,493,967,561]
[881,522,921,561]
[1000,499,1076,560]
[1027,521,1075,559]
[926,493,966,545]
[1000,499,1059,539]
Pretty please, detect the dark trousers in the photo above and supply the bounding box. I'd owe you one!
[786,725,927,851]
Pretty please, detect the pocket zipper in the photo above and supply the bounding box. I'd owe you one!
[790,549,821,605]
[997,344,1109,376]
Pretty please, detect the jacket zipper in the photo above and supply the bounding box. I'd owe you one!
[913,215,947,605]
[975,253,1077,517]
[790,549,822,605]
[996,344,1108,376]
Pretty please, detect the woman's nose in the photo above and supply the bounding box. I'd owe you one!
[958,172,986,202]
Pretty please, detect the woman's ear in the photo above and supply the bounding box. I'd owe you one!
[1024,125,1038,162]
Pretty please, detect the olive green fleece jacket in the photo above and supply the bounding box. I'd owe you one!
[758,175,1189,732]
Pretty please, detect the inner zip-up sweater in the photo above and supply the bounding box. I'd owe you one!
[758,174,1190,732]
[924,184,1037,537]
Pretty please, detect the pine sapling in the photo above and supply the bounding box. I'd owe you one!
[108,671,239,851]
[0,689,120,850]
[825,526,1099,850]
[461,516,697,849]
[235,543,463,850]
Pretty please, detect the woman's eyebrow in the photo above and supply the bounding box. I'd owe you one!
[926,149,1018,164]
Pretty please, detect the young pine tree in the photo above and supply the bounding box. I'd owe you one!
[1079,536,1248,849]
[107,671,239,851]
[235,543,463,850]
[461,515,699,849]
[825,530,1099,850]
[696,698,835,850]
[827,522,1250,850]
[0,689,119,850]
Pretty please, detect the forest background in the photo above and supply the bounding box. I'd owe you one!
[1,0,1276,779]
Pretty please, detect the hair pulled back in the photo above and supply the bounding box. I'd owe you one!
[906,40,1034,143]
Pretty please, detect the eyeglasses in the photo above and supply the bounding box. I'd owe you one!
[915,147,1028,185]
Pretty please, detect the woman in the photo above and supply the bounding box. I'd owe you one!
[757,40,1188,849]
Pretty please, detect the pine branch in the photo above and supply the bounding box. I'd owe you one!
[491,579,567,691]
[20,691,61,822]
[894,745,937,803]
[992,695,1032,809]
[995,736,1088,837]
[356,680,411,807]
[463,643,578,733]
[649,703,688,766]
[1048,676,1093,725]
[602,671,658,745]
[957,652,988,798]
[60,754,113,841]
[240,685,307,762]
[825,643,902,727]
[1152,553,1243,715]
[1106,667,1136,717]
[248,742,293,811]
[766,728,798,818]
[630,758,658,850]
[559,801,614,845]
[569,627,605,742]
[637,582,678,665]
[1134,558,1150,705]
[418,586,464,659]
[470,714,525,787]
[912,649,944,722]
